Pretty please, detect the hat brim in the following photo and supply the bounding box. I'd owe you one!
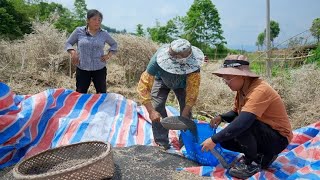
[156,44,204,75]
[213,67,259,78]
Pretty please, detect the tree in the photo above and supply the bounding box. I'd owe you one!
[256,32,265,51]
[74,0,87,21]
[183,0,225,48]
[265,20,280,46]
[147,20,178,43]
[9,0,37,20]
[37,2,67,22]
[54,8,78,33]
[136,24,144,36]
[0,0,32,40]
[270,20,280,42]
[170,16,185,39]
[310,18,320,43]
[262,20,280,47]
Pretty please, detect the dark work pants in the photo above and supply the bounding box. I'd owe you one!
[151,79,189,147]
[76,67,107,94]
[220,120,288,167]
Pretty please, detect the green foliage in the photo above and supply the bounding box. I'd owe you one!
[53,8,79,33]
[74,0,87,21]
[136,24,145,36]
[260,20,280,46]
[256,32,265,50]
[147,20,178,43]
[183,0,225,47]
[146,0,226,58]
[9,0,37,19]
[269,20,280,43]
[0,0,32,40]
[250,60,291,77]
[194,114,208,122]
[37,2,66,21]
[306,44,320,67]
[1,0,124,39]
[310,18,320,43]
[200,43,229,59]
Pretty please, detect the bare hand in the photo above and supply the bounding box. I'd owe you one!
[210,115,222,128]
[201,137,216,152]
[101,53,112,62]
[149,110,161,122]
[181,111,190,119]
[70,51,79,65]
[181,106,192,119]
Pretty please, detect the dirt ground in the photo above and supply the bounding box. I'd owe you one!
[0,145,209,180]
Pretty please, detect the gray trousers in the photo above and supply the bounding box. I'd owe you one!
[151,79,188,146]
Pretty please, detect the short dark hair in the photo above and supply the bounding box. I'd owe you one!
[87,9,103,20]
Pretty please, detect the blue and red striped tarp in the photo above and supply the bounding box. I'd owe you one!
[178,121,320,179]
[1,82,319,179]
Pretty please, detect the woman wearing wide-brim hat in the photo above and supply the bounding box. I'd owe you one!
[200,55,293,179]
[137,39,204,150]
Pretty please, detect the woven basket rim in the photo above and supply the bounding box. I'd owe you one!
[13,141,112,179]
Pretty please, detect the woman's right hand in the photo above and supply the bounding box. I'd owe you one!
[149,110,161,122]
[210,115,222,128]
[70,50,79,65]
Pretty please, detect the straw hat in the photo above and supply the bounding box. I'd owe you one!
[213,55,259,78]
[156,39,204,75]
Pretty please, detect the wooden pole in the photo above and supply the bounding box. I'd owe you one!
[266,0,272,78]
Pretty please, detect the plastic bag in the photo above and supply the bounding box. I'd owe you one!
[181,122,239,166]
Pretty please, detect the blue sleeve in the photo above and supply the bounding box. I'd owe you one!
[211,111,256,144]
[104,32,118,52]
[65,27,79,51]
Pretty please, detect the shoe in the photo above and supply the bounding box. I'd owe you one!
[236,155,248,164]
[229,161,261,179]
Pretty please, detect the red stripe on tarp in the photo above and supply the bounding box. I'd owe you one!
[116,99,134,147]
[25,90,73,158]
[0,109,21,131]
[136,114,147,145]
[0,91,14,110]
[59,94,100,146]
[291,133,312,144]
[282,165,299,175]
[183,167,201,175]
[0,152,13,165]
[29,92,48,142]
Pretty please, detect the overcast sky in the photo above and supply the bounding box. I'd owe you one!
[49,0,320,51]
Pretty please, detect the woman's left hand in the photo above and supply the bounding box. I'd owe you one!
[201,137,216,152]
[101,52,112,62]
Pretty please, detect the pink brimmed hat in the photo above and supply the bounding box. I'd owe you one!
[213,55,259,78]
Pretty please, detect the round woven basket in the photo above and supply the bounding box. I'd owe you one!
[13,141,114,180]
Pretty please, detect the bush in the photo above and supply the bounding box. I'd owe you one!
[306,44,320,66]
